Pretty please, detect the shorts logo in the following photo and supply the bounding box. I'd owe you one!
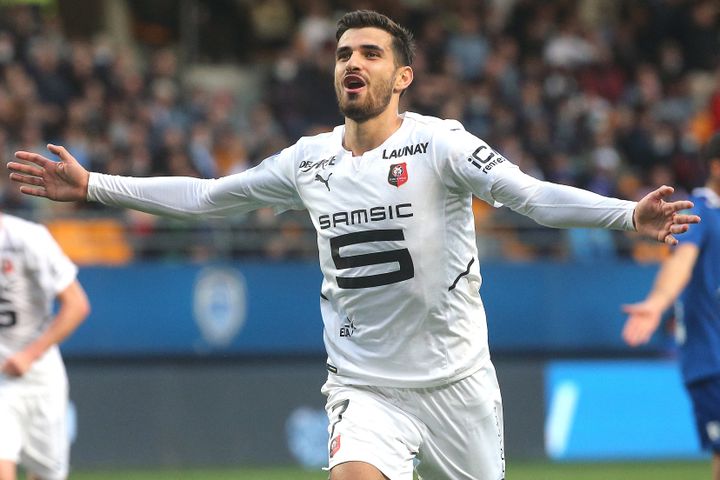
[330,435,341,458]
[707,421,720,442]
[388,162,408,187]
[1,259,13,274]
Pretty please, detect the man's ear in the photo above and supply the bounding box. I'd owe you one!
[394,66,413,94]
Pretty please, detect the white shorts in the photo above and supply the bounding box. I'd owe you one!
[0,388,69,480]
[322,364,505,480]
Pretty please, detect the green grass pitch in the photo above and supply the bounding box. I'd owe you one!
[70,460,709,479]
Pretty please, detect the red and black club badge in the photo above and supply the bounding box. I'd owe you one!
[1,259,13,274]
[388,162,408,187]
[330,434,341,458]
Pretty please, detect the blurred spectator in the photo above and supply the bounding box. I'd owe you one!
[446,9,489,82]
[543,9,598,70]
[677,0,720,72]
[0,1,717,262]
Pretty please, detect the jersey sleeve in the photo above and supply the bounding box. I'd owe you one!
[88,145,303,218]
[431,126,517,207]
[433,127,636,231]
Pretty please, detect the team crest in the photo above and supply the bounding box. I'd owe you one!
[1,259,13,274]
[330,435,341,458]
[388,162,408,187]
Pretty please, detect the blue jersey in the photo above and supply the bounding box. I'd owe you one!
[676,188,720,384]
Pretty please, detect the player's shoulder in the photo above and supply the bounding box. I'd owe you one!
[404,112,466,135]
[690,187,720,211]
[1,214,54,255]
[403,112,479,157]
[295,126,342,150]
[2,213,47,235]
[279,126,342,166]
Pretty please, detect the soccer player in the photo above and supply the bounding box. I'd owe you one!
[0,212,90,480]
[7,10,699,480]
[622,132,720,480]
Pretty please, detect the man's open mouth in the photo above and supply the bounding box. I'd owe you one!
[343,74,366,93]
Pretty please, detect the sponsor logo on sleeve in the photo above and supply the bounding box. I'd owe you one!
[467,145,506,174]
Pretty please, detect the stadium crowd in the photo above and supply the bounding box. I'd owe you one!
[0,0,718,263]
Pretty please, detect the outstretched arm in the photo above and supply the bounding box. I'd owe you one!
[490,169,699,244]
[8,144,89,201]
[621,243,699,346]
[8,144,302,218]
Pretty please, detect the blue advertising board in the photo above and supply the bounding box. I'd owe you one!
[65,261,326,356]
[481,261,667,352]
[62,260,669,357]
[545,360,703,460]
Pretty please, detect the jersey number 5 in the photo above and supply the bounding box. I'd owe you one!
[0,296,17,328]
[330,229,415,289]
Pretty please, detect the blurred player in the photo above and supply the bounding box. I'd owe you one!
[0,212,90,480]
[7,10,698,480]
[623,132,720,480]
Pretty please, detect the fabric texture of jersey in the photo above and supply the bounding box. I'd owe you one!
[0,214,78,392]
[675,187,720,384]
[87,112,636,388]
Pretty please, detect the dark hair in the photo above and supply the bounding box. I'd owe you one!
[336,10,415,67]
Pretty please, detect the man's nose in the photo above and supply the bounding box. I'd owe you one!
[345,52,360,71]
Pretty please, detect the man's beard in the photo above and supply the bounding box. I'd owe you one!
[336,78,394,123]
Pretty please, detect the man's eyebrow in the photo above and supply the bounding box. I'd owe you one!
[336,44,385,56]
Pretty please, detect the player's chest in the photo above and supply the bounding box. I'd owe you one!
[295,146,436,211]
[0,246,26,291]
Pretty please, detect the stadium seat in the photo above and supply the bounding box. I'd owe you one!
[46,218,133,265]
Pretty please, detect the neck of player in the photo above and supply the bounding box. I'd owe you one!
[343,106,403,157]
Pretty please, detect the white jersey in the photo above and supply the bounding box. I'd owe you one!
[0,214,78,391]
[88,112,635,387]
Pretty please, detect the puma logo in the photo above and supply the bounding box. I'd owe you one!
[315,173,332,191]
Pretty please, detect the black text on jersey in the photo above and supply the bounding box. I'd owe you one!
[382,142,428,159]
[467,145,506,174]
[318,203,413,230]
[299,155,336,173]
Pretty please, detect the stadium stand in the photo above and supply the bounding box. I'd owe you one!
[0,0,718,263]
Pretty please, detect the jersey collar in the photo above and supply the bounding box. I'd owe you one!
[692,187,720,208]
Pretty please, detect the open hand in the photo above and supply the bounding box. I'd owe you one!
[621,300,663,346]
[7,144,89,202]
[633,185,700,245]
